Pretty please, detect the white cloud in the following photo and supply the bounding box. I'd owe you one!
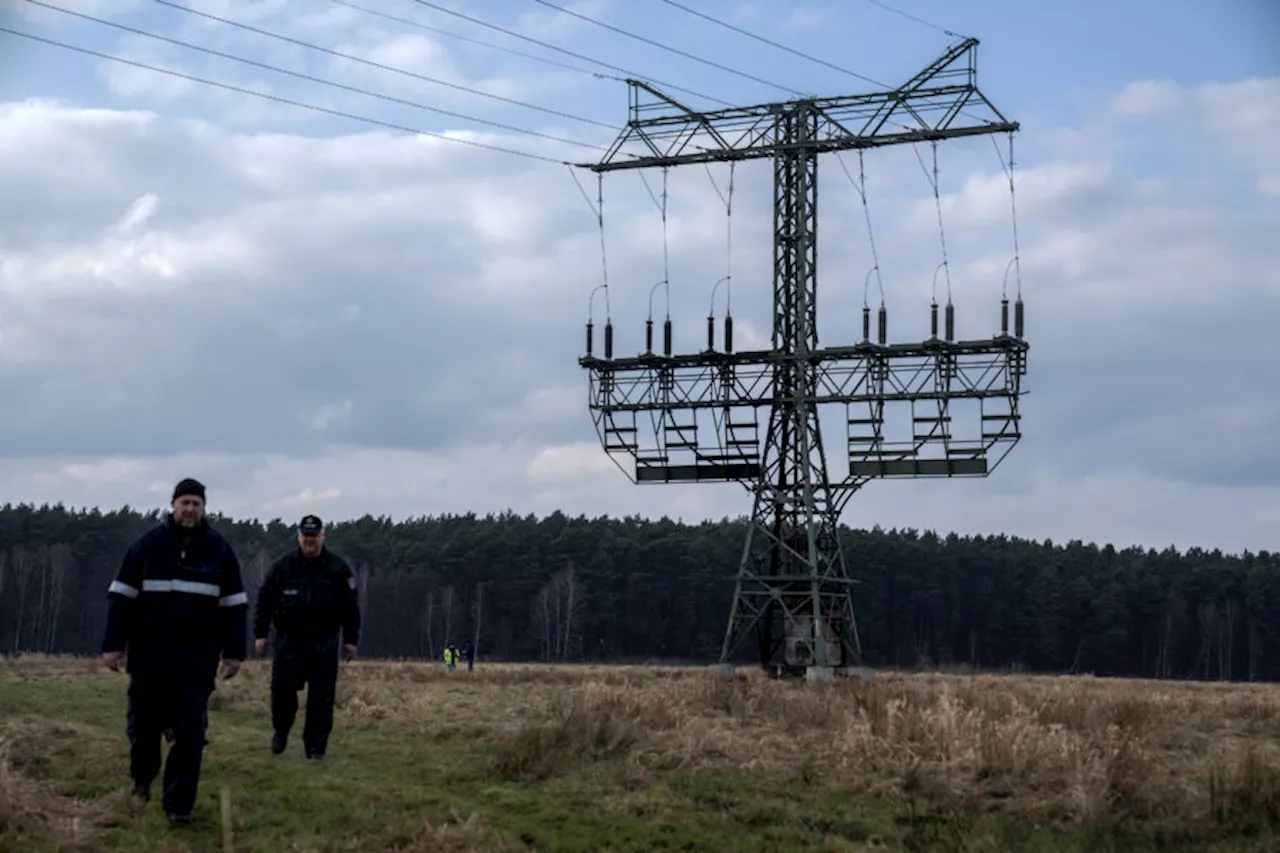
[783,7,834,32]
[13,0,145,22]
[115,192,160,234]
[1109,80,1185,118]
[264,486,344,513]
[311,401,354,433]
[0,68,1277,555]
[1194,77,1280,196]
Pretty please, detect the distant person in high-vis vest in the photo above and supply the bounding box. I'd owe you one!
[101,477,248,827]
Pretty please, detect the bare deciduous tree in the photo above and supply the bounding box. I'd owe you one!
[440,585,458,647]
[10,547,35,652]
[472,582,488,658]
[531,566,583,662]
[43,544,72,653]
[357,565,370,626]
[0,550,7,649]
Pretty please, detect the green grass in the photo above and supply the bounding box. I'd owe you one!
[1,658,1276,852]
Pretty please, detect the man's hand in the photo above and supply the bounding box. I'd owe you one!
[220,659,242,680]
[342,644,357,662]
[101,651,124,672]
[254,638,268,656]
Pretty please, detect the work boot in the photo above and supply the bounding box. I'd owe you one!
[271,732,287,755]
[130,783,150,802]
[166,812,192,826]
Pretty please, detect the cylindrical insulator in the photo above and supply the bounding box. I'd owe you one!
[1015,297,1025,338]
[604,321,614,359]
[878,305,887,345]
[586,321,594,356]
[724,316,734,353]
[645,319,653,353]
[707,315,715,350]
[930,302,939,339]
[663,318,672,356]
[1001,298,1009,335]
[945,302,955,341]
[862,306,871,342]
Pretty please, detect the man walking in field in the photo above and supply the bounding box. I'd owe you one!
[101,477,248,826]
[254,515,360,759]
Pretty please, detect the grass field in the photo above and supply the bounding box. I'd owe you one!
[1,655,1278,852]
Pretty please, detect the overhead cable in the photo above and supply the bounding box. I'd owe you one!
[0,25,580,164]
[397,0,734,106]
[531,0,802,96]
[151,0,618,130]
[25,0,609,152]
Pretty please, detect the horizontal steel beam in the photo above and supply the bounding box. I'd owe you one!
[848,457,988,477]
[579,39,1018,172]
[582,122,1018,171]
[582,337,1026,412]
[579,336,1027,370]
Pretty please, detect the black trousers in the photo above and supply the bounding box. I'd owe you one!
[128,693,208,745]
[271,635,339,756]
[126,674,212,817]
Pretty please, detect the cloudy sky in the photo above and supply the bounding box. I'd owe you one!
[1,0,1277,553]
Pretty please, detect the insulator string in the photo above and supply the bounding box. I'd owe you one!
[570,166,610,321]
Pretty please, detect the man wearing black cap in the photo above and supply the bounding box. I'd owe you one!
[253,514,360,759]
[101,477,247,826]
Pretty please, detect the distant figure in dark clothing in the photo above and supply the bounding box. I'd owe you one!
[101,477,247,826]
[462,642,475,672]
[254,515,360,760]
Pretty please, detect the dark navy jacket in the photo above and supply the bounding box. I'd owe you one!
[253,548,361,648]
[102,515,248,682]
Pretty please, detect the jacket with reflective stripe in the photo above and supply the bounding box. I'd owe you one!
[102,516,248,681]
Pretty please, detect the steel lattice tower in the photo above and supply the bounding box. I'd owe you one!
[578,39,1028,678]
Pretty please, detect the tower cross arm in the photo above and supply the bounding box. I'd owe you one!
[581,38,1018,172]
[579,335,1028,411]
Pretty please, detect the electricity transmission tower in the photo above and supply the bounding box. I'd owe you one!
[577,38,1028,679]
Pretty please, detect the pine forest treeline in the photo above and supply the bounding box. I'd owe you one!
[0,503,1277,682]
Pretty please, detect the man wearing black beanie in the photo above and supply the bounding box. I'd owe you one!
[101,477,248,826]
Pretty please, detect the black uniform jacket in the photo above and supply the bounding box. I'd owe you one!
[253,548,361,647]
[102,516,249,682]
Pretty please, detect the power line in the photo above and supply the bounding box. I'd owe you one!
[531,0,802,97]
[654,0,994,135]
[395,0,735,107]
[0,25,574,164]
[25,0,607,152]
[657,0,884,88]
[329,0,602,79]
[151,0,616,130]
[864,0,966,39]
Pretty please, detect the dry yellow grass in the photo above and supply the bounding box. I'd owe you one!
[3,654,1279,850]
[236,658,1280,825]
